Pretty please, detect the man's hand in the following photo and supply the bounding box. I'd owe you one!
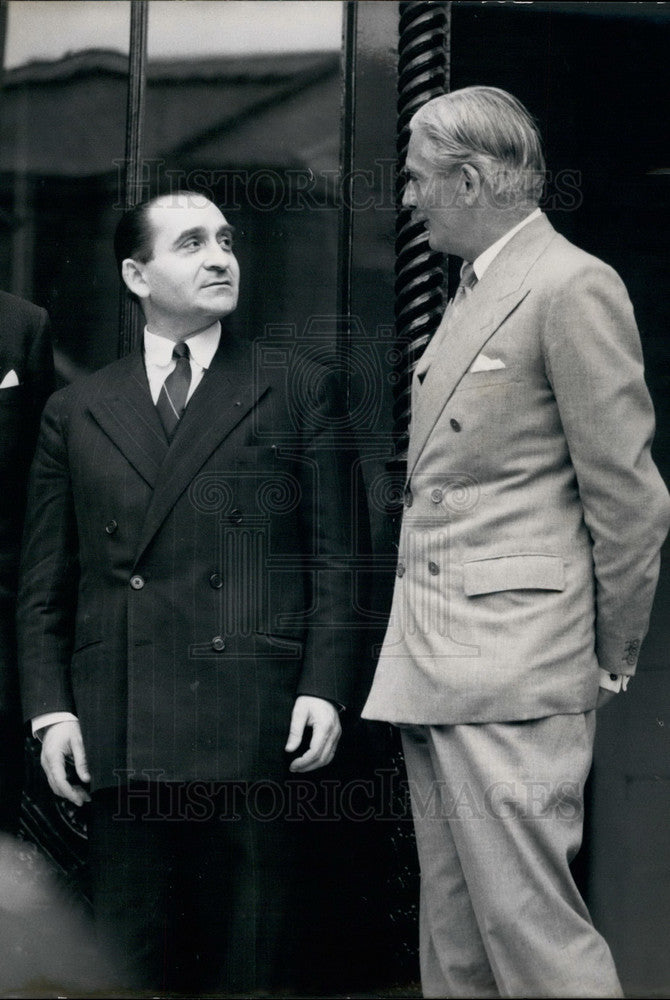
[596,688,617,710]
[285,696,341,773]
[40,720,91,806]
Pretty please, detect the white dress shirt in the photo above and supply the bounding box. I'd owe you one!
[143,321,221,404]
[472,207,542,279]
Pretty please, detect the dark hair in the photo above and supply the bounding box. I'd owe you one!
[113,200,155,277]
[113,189,217,276]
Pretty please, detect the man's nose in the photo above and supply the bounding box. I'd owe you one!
[204,242,231,268]
[402,179,416,209]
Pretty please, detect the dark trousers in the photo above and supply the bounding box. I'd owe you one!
[88,781,298,996]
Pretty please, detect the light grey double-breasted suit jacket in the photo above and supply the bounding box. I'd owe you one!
[363,214,670,725]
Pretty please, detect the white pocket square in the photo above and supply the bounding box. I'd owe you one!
[469,354,506,373]
[0,369,20,388]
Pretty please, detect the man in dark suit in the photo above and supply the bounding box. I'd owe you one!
[0,291,53,833]
[362,87,670,996]
[18,191,363,994]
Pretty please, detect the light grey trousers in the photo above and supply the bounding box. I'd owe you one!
[401,714,624,998]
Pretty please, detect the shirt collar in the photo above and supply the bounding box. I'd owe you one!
[143,321,221,369]
[472,207,542,281]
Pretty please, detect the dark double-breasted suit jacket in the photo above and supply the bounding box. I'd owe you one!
[0,291,53,827]
[18,331,362,791]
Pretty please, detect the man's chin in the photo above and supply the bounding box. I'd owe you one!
[426,231,446,254]
[203,286,237,300]
[199,293,238,316]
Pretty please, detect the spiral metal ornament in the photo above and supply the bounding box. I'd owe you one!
[391,2,451,469]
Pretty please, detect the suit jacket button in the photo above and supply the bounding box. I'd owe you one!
[396,563,405,578]
[623,638,639,666]
[450,418,462,432]
[404,487,413,508]
[431,489,443,504]
[428,561,439,575]
[209,573,223,589]
[229,508,243,524]
[130,575,145,590]
[105,519,118,534]
[211,636,226,652]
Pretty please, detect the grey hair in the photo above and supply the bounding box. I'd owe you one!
[410,86,546,206]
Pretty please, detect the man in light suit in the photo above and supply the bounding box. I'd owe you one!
[362,87,670,997]
[0,291,53,833]
[18,192,362,994]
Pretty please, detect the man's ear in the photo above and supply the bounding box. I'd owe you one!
[121,258,150,299]
[460,164,482,205]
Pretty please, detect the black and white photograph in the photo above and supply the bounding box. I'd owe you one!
[0,1,669,997]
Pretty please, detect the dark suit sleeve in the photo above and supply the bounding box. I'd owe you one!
[0,304,54,717]
[295,368,370,710]
[542,262,670,676]
[17,390,79,721]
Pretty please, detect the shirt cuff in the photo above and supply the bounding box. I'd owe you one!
[598,669,630,694]
[31,711,78,739]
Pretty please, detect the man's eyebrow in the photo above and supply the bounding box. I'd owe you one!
[171,223,235,248]
[172,226,206,247]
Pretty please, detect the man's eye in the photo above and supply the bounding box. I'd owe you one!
[182,239,200,250]
[219,236,233,251]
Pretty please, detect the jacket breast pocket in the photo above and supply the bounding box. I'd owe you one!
[463,554,565,596]
[457,368,521,391]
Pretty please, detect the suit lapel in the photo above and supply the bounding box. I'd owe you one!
[86,351,168,488]
[134,333,269,564]
[408,215,556,476]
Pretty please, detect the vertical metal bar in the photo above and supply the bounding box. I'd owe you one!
[10,170,34,298]
[336,0,358,407]
[391,1,450,470]
[0,1,8,75]
[1,2,36,301]
[118,0,149,358]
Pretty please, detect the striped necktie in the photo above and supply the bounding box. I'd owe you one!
[156,341,191,440]
[415,261,478,384]
[450,261,477,310]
